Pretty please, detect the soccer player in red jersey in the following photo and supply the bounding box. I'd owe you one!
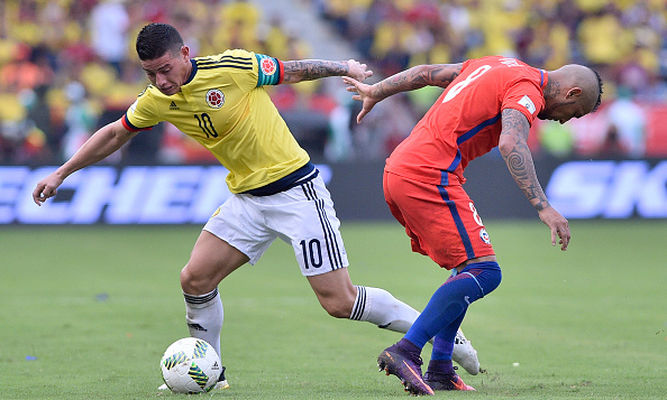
[344,56,602,395]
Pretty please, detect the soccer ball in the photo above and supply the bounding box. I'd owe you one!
[159,337,221,393]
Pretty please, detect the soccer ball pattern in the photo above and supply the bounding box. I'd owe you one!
[160,337,221,393]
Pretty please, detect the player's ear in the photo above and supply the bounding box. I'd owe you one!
[566,87,582,99]
[180,45,190,60]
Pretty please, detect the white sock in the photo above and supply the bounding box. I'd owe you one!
[349,286,419,334]
[183,288,223,359]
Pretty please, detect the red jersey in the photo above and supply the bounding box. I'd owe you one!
[385,56,547,186]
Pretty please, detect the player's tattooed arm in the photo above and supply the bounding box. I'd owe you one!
[282,59,371,84]
[343,63,462,123]
[369,63,463,99]
[500,108,571,251]
[498,108,550,211]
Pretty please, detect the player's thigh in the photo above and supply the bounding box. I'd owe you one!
[387,175,494,269]
[267,176,350,277]
[203,194,277,266]
[182,230,250,294]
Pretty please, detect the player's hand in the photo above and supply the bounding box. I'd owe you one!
[538,206,570,251]
[342,76,379,123]
[32,172,64,206]
[345,59,373,82]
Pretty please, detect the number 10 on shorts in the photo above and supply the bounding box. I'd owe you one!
[299,239,323,269]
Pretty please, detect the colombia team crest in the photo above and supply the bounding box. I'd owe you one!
[206,89,225,109]
[260,57,277,76]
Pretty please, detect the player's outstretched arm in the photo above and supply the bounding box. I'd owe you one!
[498,108,570,250]
[344,63,462,123]
[32,119,136,206]
[281,59,372,84]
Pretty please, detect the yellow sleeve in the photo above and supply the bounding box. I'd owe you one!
[122,86,161,132]
[217,49,262,91]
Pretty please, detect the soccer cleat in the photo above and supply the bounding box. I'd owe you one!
[158,366,229,391]
[424,371,476,391]
[377,345,434,396]
[452,329,481,375]
[213,366,230,389]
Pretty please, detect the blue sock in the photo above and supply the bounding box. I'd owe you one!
[430,311,465,361]
[404,262,502,351]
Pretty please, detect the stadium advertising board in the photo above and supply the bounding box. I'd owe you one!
[1,160,665,224]
[546,160,666,219]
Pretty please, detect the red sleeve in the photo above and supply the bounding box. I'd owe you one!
[501,80,544,126]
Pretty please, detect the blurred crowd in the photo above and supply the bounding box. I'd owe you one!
[0,0,325,164]
[318,0,667,158]
[1,0,666,165]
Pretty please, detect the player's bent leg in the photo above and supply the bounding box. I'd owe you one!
[307,268,482,374]
[181,231,249,353]
[308,268,481,374]
[307,268,421,332]
[181,230,250,295]
[447,256,497,375]
[307,268,356,318]
[173,230,249,391]
[423,260,501,387]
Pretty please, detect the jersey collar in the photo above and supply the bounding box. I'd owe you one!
[183,59,197,86]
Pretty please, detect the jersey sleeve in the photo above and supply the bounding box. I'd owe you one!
[254,53,283,86]
[501,80,545,126]
[214,49,282,88]
[122,86,160,132]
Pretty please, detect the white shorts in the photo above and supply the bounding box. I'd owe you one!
[203,174,349,276]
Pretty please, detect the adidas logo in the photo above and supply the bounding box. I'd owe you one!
[212,361,220,370]
[187,323,207,332]
[169,101,179,110]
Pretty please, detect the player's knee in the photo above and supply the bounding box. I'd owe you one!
[319,287,356,318]
[466,260,502,297]
[321,300,352,319]
[180,265,213,295]
[179,265,196,291]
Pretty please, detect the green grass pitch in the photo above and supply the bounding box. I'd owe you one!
[1,221,665,399]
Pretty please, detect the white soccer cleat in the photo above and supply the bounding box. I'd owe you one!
[212,375,230,390]
[452,329,481,375]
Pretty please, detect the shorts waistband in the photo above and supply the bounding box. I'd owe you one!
[243,162,318,196]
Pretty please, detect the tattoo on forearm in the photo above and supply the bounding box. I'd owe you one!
[500,109,549,211]
[376,64,461,98]
[283,60,347,83]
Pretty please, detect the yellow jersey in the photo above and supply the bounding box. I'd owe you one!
[123,49,310,193]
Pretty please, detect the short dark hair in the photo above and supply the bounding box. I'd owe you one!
[135,23,184,61]
[591,68,603,112]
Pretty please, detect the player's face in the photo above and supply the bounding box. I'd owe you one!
[538,87,595,124]
[140,46,191,96]
[538,101,586,124]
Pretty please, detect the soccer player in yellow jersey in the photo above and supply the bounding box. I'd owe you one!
[32,23,480,389]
